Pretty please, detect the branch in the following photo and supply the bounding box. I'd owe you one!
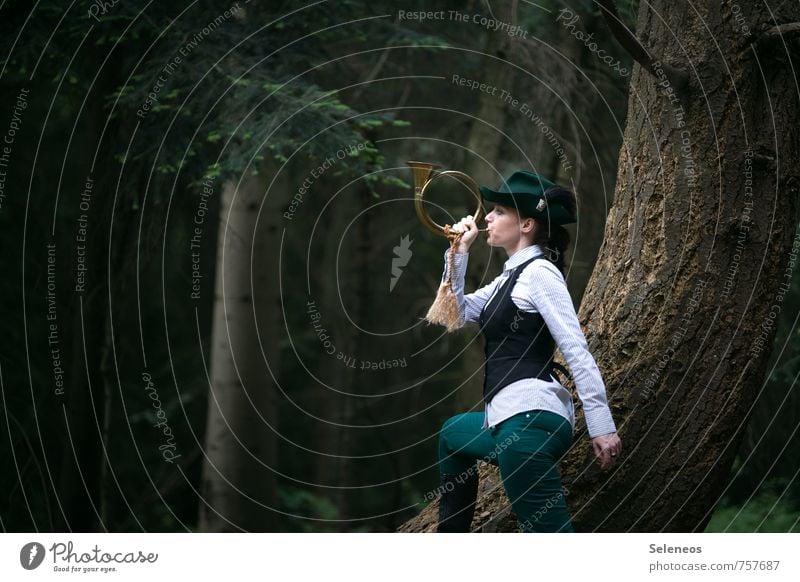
[756,22,800,50]
[594,0,689,98]
[351,50,390,103]
[760,22,800,41]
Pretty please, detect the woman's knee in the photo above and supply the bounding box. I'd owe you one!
[440,412,482,438]
[440,413,462,433]
[438,412,488,460]
[439,413,469,453]
[439,414,460,444]
[441,411,481,429]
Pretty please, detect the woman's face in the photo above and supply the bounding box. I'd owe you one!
[484,204,534,249]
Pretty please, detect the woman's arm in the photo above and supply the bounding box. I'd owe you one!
[518,261,617,438]
[441,249,502,327]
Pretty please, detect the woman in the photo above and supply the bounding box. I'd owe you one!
[435,169,621,533]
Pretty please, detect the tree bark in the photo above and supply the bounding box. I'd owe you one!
[198,172,278,531]
[400,0,800,532]
[312,177,359,522]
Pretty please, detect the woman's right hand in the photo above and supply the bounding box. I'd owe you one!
[592,432,622,471]
[451,215,479,253]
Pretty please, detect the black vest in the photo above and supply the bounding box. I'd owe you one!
[479,256,561,404]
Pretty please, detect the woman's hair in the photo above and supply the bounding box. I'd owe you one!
[524,185,576,274]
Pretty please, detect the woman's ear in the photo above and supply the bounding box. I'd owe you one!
[520,217,535,234]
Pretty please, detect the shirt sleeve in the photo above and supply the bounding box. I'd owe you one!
[519,261,617,438]
[441,249,503,327]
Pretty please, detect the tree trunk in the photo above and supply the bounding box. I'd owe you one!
[56,256,109,532]
[312,177,359,522]
[400,1,800,532]
[199,172,278,531]
[54,82,124,532]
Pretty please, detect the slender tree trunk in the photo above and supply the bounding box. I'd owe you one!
[312,178,358,522]
[199,172,277,531]
[400,1,800,532]
[53,47,126,532]
[57,261,109,532]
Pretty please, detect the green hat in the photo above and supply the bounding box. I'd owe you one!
[479,170,577,225]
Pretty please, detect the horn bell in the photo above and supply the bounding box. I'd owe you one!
[407,161,484,237]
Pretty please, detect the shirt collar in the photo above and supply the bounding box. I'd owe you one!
[503,244,545,275]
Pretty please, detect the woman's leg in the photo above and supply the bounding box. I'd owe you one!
[438,412,497,474]
[437,412,496,532]
[493,410,574,532]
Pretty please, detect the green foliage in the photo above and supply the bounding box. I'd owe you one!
[720,260,800,513]
[1,1,411,209]
[706,485,800,532]
[277,486,340,532]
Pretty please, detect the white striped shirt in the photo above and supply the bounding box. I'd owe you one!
[442,244,617,438]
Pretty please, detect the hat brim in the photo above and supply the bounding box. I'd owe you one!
[479,186,577,225]
[479,186,517,208]
[480,186,541,216]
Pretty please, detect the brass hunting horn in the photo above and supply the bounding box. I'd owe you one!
[407,161,487,236]
[408,161,487,332]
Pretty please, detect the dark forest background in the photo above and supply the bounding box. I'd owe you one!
[1,0,798,532]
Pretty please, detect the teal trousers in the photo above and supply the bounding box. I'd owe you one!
[438,409,575,532]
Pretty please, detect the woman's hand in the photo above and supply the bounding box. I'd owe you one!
[450,215,479,253]
[591,432,622,471]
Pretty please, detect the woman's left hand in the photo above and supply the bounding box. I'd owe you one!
[591,432,622,470]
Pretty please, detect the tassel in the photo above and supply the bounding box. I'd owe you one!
[425,226,464,332]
